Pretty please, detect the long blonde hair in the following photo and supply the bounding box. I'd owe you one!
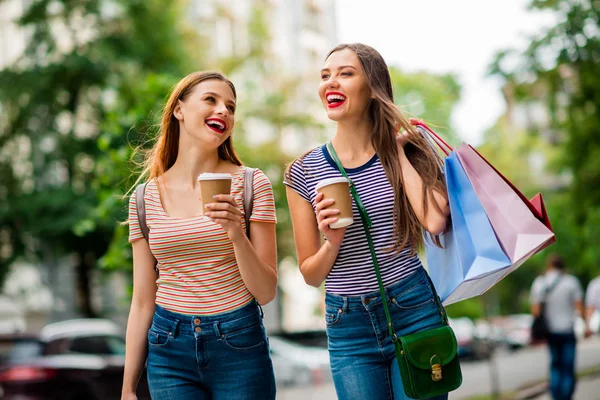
[133,71,242,189]
[286,44,447,253]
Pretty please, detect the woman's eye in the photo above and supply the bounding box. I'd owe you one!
[228,105,236,113]
[341,72,352,76]
[321,74,329,80]
[205,96,216,103]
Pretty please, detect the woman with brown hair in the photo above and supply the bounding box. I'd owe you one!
[284,44,450,399]
[121,71,277,400]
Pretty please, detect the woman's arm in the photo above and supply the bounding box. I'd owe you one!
[232,221,278,305]
[206,194,278,305]
[286,188,345,287]
[397,135,449,235]
[121,239,157,400]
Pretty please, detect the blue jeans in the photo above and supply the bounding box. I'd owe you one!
[547,333,576,400]
[146,302,276,399]
[325,267,449,400]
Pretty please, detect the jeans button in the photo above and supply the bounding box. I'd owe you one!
[193,318,201,325]
[195,326,202,333]
[363,297,371,305]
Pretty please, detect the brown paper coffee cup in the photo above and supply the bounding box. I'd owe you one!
[197,173,232,210]
[315,177,353,229]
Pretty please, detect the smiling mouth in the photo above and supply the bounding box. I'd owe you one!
[205,118,227,134]
[326,92,347,109]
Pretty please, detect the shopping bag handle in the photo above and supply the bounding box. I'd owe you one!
[409,118,453,155]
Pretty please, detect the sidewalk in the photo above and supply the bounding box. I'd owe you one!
[531,374,600,400]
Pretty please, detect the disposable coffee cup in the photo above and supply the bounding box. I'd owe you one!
[197,173,232,209]
[315,177,354,229]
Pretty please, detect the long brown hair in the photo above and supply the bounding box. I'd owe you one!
[287,44,447,253]
[132,71,242,189]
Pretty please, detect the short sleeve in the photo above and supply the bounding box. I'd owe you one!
[530,277,544,305]
[571,276,583,301]
[249,169,277,224]
[586,278,600,309]
[283,158,311,202]
[128,192,144,242]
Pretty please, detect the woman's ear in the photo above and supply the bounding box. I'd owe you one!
[173,101,183,121]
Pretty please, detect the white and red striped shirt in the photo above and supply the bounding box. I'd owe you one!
[129,167,276,315]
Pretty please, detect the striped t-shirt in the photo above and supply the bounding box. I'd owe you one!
[284,145,422,296]
[128,167,276,315]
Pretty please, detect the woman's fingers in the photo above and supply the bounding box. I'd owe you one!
[319,217,338,231]
[318,208,340,220]
[206,211,240,221]
[315,198,335,215]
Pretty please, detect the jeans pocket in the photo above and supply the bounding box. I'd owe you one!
[223,322,266,351]
[325,307,343,327]
[390,281,435,311]
[147,326,171,347]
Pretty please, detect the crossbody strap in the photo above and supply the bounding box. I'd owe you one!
[325,142,447,340]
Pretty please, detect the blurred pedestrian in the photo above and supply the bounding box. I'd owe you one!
[284,43,454,400]
[121,71,277,400]
[530,253,588,400]
[585,273,600,335]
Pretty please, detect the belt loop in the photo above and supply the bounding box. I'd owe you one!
[213,322,222,340]
[257,302,264,319]
[343,297,349,314]
[170,319,180,338]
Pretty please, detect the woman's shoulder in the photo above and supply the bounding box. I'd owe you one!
[288,146,326,171]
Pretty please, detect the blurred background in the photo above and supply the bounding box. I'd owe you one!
[0,0,599,399]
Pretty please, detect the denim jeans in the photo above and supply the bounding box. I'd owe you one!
[547,333,576,400]
[146,301,276,399]
[325,267,449,400]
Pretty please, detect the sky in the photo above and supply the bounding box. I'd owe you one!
[335,0,557,145]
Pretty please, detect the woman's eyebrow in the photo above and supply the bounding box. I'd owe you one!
[321,65,358,73]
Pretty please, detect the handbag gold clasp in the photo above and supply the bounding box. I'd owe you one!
[430,355,442,382]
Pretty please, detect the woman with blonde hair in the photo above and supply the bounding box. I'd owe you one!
[121,71,277,400]
[285,44,451,399]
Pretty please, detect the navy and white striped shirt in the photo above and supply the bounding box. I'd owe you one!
[284,144,422,296]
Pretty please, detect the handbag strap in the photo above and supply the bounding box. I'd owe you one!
[325,142,448,339]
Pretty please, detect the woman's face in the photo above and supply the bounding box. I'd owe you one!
[174,79,236,147]
[318,48,372,123]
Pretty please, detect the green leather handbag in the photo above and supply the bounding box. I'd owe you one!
[326,142,462,399]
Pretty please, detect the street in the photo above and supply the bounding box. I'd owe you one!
[278,336,600,399]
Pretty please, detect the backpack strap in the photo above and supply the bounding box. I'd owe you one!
[135,183,150,242]
[135,182,158,273]
[243,168,256,240]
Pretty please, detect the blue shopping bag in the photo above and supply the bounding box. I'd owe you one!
[425,152,511,305]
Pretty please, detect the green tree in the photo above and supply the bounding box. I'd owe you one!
[0,0,200,316]
[490,0,600,285]
[390,67,461,144]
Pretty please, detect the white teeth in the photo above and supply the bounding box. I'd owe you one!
[207,120,225,130]
[327,94,346,102]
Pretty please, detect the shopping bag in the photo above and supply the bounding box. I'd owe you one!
[454,143,555,264]
[413,120,555,304]
[424,150,512,305]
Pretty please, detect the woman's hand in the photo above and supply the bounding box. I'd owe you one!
[314,192,346,249]
[121,393,138,400]
[205,195,245,242]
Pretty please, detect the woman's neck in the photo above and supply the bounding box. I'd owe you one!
[165,142,222,188]
[331,116,374,159]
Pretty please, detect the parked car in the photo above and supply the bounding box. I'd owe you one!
[448,317,493,360]
[269,331,332,388]
[0,318,150,400]
[501,314,533,350]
